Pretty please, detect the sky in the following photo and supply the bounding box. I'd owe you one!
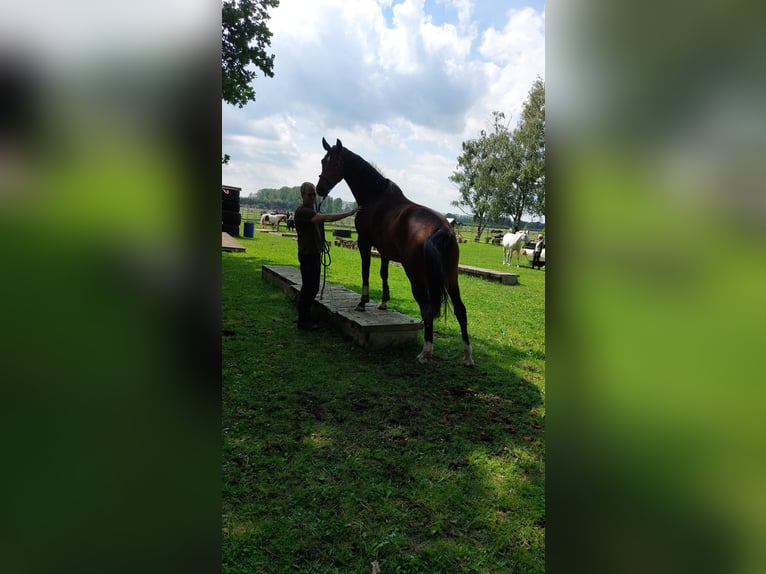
[222,0,545,216]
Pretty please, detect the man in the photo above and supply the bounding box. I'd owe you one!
[293,182,360,330]
[532,233,545,269]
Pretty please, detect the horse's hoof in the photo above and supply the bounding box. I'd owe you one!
[377,303,387,310]
[355,305,366,312]
[463,344,474,366]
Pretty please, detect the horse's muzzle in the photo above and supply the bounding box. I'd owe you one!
[316,173,335,197]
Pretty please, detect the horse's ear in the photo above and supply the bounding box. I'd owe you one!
[336,139,343,152]
[322,137,331,151]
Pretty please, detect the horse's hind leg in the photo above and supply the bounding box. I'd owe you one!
[378,258,390,310]
[448,281,474,366]
[409,280,434,363]
[415,309,434,364]
[417,318,434,363]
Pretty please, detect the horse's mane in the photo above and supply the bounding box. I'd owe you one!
[342,147,396,194]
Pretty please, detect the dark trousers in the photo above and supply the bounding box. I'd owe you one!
[532,251,542,268]
[298,252,321,324]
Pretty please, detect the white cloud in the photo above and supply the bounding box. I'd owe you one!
[473,8,545,131]
[222,0,545,215]
[2,1,214,67]
[480,7,545,64]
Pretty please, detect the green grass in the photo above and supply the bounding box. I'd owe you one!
[222,230,545,573]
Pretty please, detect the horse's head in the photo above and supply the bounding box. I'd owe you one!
[317,137,344,197]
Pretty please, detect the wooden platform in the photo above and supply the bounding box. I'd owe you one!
[262,265,422,349]
[368,249,518,285]
[458,264,519,285]
[222,232,246,252]
[253,228,297,238]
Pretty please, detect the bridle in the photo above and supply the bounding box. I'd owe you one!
[317,150,343,196]
[316,172,336,195]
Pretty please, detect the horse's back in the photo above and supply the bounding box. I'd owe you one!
[358,200,453,265]
[405,204,450,236]
[503,231,526,248]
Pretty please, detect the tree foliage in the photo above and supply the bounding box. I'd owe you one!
[510,77,545,221]
[449,129,497,240]
[244,186,300,211]
[243,187,353,214]
[450,78,545,232]
[222,0,279,108]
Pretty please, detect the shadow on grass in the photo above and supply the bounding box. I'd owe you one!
[222,252,544,573]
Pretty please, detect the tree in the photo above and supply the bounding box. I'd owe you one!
[222,0,279,107]
[252,186,300,211]
[331,197,344,214]
[494,129,535,232]
[503,77,545,223]
[450,112,510,239]
[222,0,279,163]
[451,79,545,235]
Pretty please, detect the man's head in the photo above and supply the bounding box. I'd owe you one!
[300,182,317,206]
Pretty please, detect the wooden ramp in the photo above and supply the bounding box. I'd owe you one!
[222,232,246,252]
[369,250,518,285]
[262,265,422,349]
[458,264,519,285]
[254,228,297,238]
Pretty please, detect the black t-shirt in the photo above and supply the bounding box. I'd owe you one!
[294,205,324,255]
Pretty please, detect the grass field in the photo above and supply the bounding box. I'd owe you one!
[222,229,545,573]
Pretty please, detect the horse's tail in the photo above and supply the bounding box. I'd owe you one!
[423,228,453,319]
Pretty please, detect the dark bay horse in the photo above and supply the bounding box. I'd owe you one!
[316,138,473,366]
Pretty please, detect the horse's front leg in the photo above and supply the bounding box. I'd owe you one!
[378,257,390,310]
[356,240,372,311]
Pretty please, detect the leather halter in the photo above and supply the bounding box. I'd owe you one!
[317,151,343,195]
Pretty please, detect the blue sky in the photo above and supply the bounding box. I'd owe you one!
[222,0,545,215]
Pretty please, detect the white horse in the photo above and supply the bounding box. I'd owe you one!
[502,230,528,266]
[260,213,287,230]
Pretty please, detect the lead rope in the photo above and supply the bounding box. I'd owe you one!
[316,196,332,299]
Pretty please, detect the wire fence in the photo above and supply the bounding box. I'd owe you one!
[243,207,544,243]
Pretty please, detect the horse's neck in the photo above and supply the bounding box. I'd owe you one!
[344,151,390,204]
